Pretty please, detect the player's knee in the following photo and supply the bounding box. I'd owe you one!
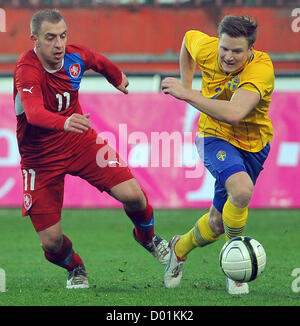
[123,188,146,211]
[230,186,253,208]
[226,172,254,208]
[110,179,146,210]
[42,238,62,253]
[40,233,63,253]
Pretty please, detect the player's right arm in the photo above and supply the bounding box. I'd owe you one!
[14,64,90,134]
[179,38,197,90]
[64,113,91,133]
[161,77,259,125]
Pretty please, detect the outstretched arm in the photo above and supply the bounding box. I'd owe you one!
[161,77,260,126]
[162,40,260,126]
[83,46,129,94]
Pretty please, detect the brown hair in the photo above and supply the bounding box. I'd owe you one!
[30,9,65,35]
[217,15,258,48]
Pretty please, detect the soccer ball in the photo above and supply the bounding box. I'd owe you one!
[219,236,266,282]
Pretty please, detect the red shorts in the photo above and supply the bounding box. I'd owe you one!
[21,129,134,232]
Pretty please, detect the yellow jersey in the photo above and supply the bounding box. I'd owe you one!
[185,30,275,152]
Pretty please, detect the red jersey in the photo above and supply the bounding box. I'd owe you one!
[13,44,122,168]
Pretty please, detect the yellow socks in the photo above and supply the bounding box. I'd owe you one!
[174,199,249,259]
[174,229,197,260]
[222,199,248,241]
[175,213,222,259]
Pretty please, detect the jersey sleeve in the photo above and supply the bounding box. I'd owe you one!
[184,30,218,63]
[239,83,260,95]
[75,45,122,87]
[14,64,67,130]
[238,55,275,100]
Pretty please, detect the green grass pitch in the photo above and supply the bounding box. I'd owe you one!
[0,208,300,307]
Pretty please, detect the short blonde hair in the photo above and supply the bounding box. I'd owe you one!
[30,9,65,35]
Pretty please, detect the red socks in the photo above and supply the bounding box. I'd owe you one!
[43,235,83,271]
[124,192,154,243]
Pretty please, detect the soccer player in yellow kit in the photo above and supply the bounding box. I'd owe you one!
[161,15,274,294]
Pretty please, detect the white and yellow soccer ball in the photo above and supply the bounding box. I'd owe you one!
[219,236,266,282]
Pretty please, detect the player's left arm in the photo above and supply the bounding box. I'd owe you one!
[161,78,260,126]
[114,72,129,94]
[79,45,129,94]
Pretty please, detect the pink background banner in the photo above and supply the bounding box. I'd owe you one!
[0,92,300,209]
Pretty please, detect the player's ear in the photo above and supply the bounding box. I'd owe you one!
[248,44,254,58]
[30,34,39,47]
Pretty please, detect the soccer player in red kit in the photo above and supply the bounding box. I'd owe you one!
[13,9,170,289]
